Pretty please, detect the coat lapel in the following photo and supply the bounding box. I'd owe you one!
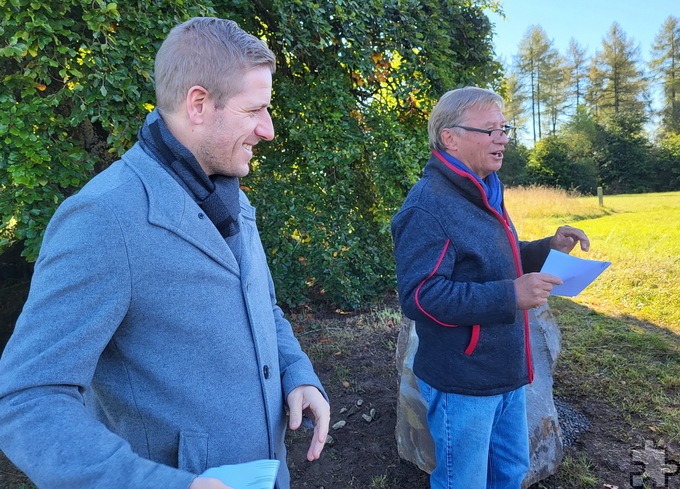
[237,200,256,284]
[124,144,240,275]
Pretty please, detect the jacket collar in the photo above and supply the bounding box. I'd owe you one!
[122,143,249,276]
[425,152,489,206]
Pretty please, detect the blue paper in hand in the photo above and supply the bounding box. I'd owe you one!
[200,459,280,489]
[540,249,611,297]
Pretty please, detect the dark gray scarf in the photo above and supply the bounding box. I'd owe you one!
[138,110,241,238]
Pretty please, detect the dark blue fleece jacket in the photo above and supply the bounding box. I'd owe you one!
[391,151,552,396]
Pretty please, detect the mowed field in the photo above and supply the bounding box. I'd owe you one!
[504,188,679,486]
[506,188,680,333]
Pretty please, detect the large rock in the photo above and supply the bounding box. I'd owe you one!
[395,305,564,487]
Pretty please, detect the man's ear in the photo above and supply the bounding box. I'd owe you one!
[440,128,457,151]
[186,85,210,125]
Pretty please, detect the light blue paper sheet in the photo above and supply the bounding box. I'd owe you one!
[200,459,280,489]
[540,249,611,297]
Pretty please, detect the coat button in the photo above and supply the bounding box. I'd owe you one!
[198,212,205,219]
[263,365,270,379]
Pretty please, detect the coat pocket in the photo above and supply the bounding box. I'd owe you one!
[464,324,481,355]
[178,431,209,473]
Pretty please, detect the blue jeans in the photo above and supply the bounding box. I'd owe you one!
[417,378,530,489]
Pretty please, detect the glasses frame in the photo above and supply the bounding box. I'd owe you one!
[451,124,515,139]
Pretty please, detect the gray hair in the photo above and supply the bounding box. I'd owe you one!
[154,17,276,114]
[428,87,504,151]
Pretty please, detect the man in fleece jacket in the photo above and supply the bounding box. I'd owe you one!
[392,86,590,488]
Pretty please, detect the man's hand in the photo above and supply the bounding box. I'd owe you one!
[287,385,330,461]
[189,478,233,489]
[514,272,563,310]
[550,225,590,254]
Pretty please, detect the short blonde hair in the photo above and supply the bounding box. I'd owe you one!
[154,17,276,114]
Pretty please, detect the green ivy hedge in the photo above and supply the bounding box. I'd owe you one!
[1,0,500,309]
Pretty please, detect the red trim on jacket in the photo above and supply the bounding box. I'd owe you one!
[427,151,534,381]
[413,239,481,355]
[464,325,480,355]
[414,239,456,327]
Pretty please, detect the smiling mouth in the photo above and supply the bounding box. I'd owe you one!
[243,144,253,154]
[492,151,504,157]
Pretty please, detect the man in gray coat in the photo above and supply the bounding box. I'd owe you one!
[0,17,330,489]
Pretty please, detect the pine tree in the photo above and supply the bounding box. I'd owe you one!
[587,22,648,121]
[501,72,529,136]
[650,15,680,135]
[564,38,589,114]
[515,26,560,142]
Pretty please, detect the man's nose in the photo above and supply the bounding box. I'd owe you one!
[256,110,275,141]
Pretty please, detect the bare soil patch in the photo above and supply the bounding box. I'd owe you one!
[1,272,678,488]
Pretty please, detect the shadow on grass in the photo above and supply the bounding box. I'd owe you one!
[539,296,680,488]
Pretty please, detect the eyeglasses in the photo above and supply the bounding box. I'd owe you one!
[451,124,515,139]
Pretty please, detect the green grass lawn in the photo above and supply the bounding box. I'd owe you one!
[507,188,680,486]
[507,189,680,333]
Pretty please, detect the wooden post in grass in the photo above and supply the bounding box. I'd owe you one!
[597,186,604,206]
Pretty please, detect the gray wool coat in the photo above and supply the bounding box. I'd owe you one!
[0,143,325,489]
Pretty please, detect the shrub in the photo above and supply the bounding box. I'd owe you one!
[1,0,500,309]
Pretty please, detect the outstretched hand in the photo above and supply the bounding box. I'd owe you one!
[550,225,590,254]
[287,385,330,462]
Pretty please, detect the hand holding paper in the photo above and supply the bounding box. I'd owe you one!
[540,250,611,297]
[514,272,563,309]
[199,459,280,489]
